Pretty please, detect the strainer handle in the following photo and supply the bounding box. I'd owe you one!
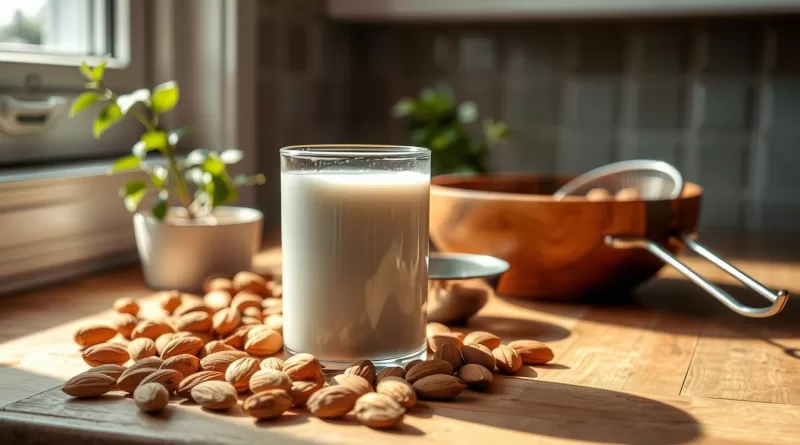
[605,235,789,318]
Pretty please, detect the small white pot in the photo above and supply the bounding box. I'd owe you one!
[133,206,263,291]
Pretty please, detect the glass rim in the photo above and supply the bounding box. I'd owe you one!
[280,144,430,160]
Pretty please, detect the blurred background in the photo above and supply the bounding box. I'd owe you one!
[0,0,799,292]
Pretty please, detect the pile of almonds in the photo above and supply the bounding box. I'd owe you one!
[64,272,555,430]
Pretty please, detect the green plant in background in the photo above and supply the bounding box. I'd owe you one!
[392,84,509,176]
[69,60,264,221]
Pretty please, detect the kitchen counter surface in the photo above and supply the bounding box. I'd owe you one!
[1,232,799,444]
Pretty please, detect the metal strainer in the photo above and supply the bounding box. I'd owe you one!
[553,159,789,318]
[553,159,684,200]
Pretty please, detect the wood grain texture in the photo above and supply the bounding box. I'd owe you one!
[1,235,800,444]
[429,174,702,299]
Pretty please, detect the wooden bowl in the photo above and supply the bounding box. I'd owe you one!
[429,174,703,299]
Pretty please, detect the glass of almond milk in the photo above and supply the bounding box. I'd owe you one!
[280,145,431,370]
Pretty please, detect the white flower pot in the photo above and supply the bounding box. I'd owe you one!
[133,206,263,291]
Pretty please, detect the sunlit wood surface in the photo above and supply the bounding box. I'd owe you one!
[1,232,800,444]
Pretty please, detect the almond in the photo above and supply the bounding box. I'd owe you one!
[204,276,234,294]
[118,367,158,394]
[464,331,501,351]
[404,359,453,384]
[412,374,466,400]
[457,364,493,390]
[176,370,225,400]
[221,325,255,349]
[426,322,450,337]
[344,360,376,386]
[260,357,284,371]
[126,356,163,373]
[158,290,183,313]
[225,357,260,392]
[134,382,169,413]
[354,392,405,429]
[189,331,214,346]
[492,345,522,374]
[140,369,183,394]
[243,389,292,420]
[127,338,157,361]
[434,342,463,370]
[242,306,264,321]
[428,332,464,352]
[330,374,372,396]
[161,336,204,360]
[231,292,263,313]
[261,298,282,316]
[173,301,214,317]
[212,308,241,336]
[113,313,139,339]
[244,328,283,357]
[269,283,282,299]
[307,385,359,418]
[85,364,126,380]
[452,332,466,342]
[200,350,249,373]
[113,297,140,316]
[507,340,554,365]
[282,353,322,381]
[460,344,496,371]
[191,380,238,410]
[131,320,174,341]
[160,354,200,378]
[249,369,292,393]
[264,315,283,334]
[404,360,423,374]
[376,376,416,409]
[82,343,130,367]
[376,367,405,383]
[74,324,117,348]
[201,340,235,358]
[62,372,116,397]
[175,312,212,333]
[233,271,271,296]
[204,289,233,311]
[241,316,261,325]
[289,379,323,406]
[155,333,175,355]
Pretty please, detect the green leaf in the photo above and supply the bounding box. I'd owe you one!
[151,192,169,220]
[69,91,101,117]
[457,101,477,124]
[151,81,179,114]
[91,61,106,81]
[141,131,168,150]
[202,153,225,176]
[110,154,141,173]
[150,166,168,189]
[392,98,415,117]
[483,118,509,142]
[431,128,458,150]
[168,126,191,146]
[117,88,151,115]
[84,81,100,89]
[186,148,211,166]
[93,103,123,138]
[80,61,93,80]
[119,180,146,197]
[220,149,243,164]
[209,175,231,207]
[123,189,147,213]
[234,174,266,186]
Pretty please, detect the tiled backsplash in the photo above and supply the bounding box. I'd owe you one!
[256,1,800,231]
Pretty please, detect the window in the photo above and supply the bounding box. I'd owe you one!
[0,0,145,166]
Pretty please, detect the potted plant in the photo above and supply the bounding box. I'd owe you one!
[70,60,266,291]
[392,84,509,176]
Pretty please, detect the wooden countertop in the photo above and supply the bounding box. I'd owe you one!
[1,233,800,444]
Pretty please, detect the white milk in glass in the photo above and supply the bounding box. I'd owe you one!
[281,170,429,366]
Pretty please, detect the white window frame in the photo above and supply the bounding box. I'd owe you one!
[0,0,146,91]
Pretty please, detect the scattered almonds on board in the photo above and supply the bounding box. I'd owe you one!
[63,270,556,430]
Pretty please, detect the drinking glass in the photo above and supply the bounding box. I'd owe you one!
[280,145,431,370]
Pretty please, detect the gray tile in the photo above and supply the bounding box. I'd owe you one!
[635,82,685,129]
[285,76,313,123]
[757,201,800,230]
[350,75,390,121]
[768,80,800,134]
[258,16,281,70]
[699,197,745,229]
[699,82,753,131]
[764,145,800,194]
[697,147,749,192]
[560,133,616,174]
[703,22,760,75]
[503,86,562,132]
[626,134,682,166]
[771,21,800,75]
[287,22,310,73]
[575,26,624,75]
[565,79,619,127]
[458,34,496,72]
[505,27,565,83]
